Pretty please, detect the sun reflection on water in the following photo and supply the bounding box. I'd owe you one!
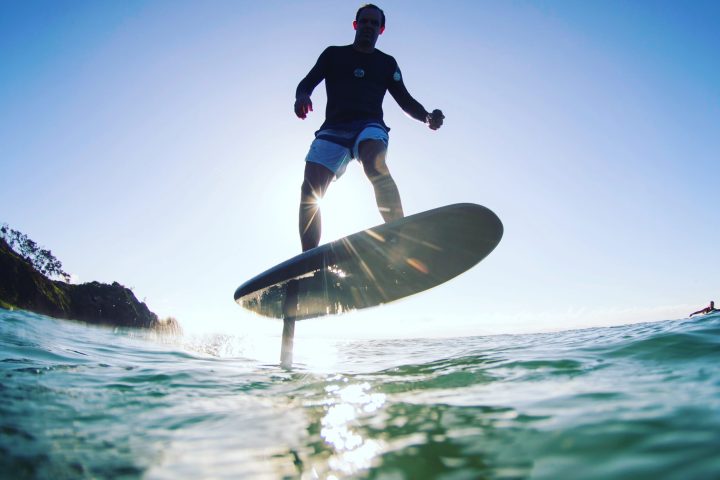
[316,380,386,477]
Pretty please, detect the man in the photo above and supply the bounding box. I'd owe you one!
[689,301,718,317]
[294,4,444,252]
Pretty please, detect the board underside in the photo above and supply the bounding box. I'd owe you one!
[234,203,503,320]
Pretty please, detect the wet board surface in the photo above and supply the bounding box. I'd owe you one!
[234,203,503,320]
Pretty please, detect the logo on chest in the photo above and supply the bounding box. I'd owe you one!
[353,68,365,78]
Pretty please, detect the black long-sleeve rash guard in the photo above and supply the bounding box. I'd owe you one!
[296,45,429,131]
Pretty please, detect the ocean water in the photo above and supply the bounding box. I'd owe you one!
[1,308,719,479]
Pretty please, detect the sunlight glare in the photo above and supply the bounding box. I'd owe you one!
[318,380,386,476]
[406,257,429,274]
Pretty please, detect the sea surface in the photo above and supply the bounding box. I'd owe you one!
[1,308,719,479]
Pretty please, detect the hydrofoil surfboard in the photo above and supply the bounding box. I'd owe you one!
[235,203,503,320]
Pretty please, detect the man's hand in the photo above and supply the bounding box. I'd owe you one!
[427,109,444,130]
[295,95,313,119]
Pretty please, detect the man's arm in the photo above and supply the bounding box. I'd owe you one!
[387,65,444,130]
[294,48,329,119]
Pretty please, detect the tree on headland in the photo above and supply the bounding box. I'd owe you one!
[0,223,70,282]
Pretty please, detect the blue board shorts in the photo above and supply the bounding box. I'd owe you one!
[305,122,389,178]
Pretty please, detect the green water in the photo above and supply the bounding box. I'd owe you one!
[1,309,719,479]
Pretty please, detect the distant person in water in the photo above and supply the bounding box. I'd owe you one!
[689,301,718,317]
[294,3,444,251]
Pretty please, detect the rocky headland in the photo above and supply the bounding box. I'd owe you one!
[0,237,181,333]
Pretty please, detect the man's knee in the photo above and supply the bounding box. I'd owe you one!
[301,162,333,198]
[300,179,315,200]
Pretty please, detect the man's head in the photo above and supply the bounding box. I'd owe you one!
[356,4,385,28]
[711,301,715,308]
[353,4,385,50]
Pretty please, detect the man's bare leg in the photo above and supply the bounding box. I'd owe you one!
[358,139,404,222]
[282,163,334,368]
[299,162,335,251]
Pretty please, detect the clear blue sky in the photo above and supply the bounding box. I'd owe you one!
[2,0,719,338]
